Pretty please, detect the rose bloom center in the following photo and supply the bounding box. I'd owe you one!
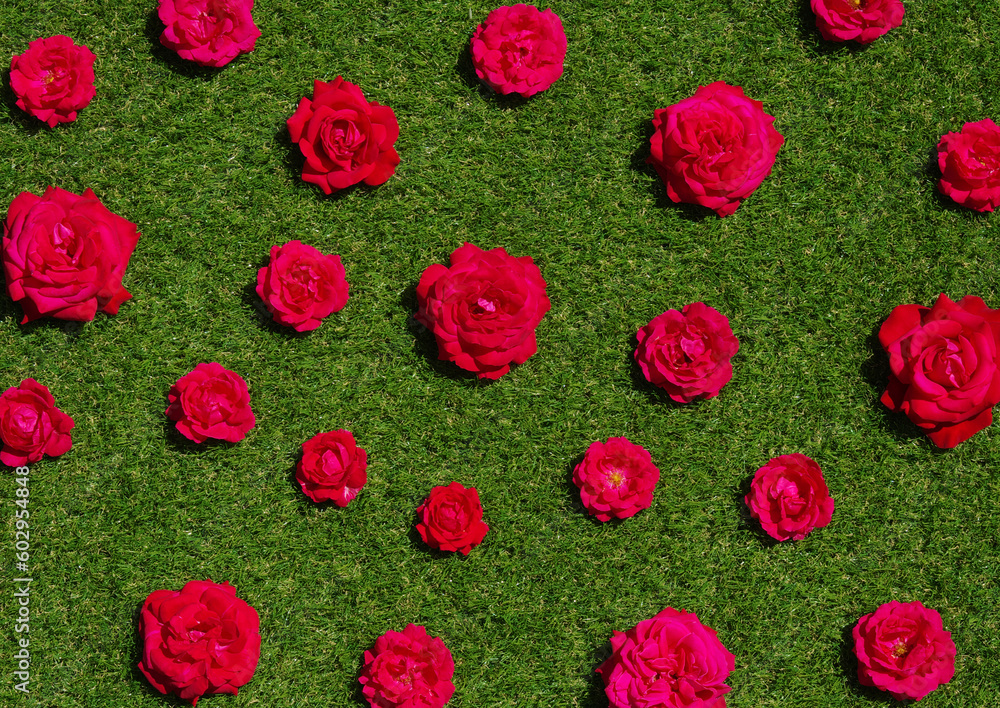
[606,467,627,489]
[891,640,910,658]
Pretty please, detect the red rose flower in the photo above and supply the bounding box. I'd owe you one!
[937,118,1000,212]
[470,4,567,98]
[165,363,255,443]
[572,437,660,522]
[296,429,367,505]
[416,482,489,555]
[647,82,784,217]
[634,302,739,403]
[0,379,74,467]
[853,600,956,701]
[3,186,140,323]
[596,607,735,708]
[9,35,96,128]
[158,0,261,68]
[255,240,349,332]
[879,293,1000,448]
[138,579,261,706]
[415,242,550,379]
[287,77,400,195]
[811,0,905,44]
[744,454,834,541]
[359,623,455,708]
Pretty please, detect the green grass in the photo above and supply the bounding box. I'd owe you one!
[1,0,999,705]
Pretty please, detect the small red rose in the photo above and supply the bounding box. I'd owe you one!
[165,363,255,443]
[158,0,261,68]
[10,35,96,127]
[853,600,955,701]
[572,437,660,522]
[296,429,367,505]
[256,240,349,331]
[648,82,784,217]
[287,76,400,195]
[745,454,834,541]
[359,623,455,708]
[470,4,567,98]
[138,579,261,706]
[937,118,1000,212]
[0,379,74,467]
[416,482,489,555]
[811,0,905,44]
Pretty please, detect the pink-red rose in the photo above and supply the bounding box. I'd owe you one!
[937,118,1000,212]
[879,293,1000,448]
[416,482,489,555]
[287,76,400,195]
[3,186,140,323]
[811,0,904,44]
[744,454,834,541]
[415,242,550,379]
[647,82,784,217]
[853,600,956,701]
[10,35,96,128]
[572,437,660,522]
[635,302,739,403]
[138,579,261,706]
[256,240,349,331]
[470,4,567,98]
[165,363,255,443]
[158,0,261,68]
[597,607,735,708]
[0,379,73,467]
[296,429,367,505]
[359,623,455,708]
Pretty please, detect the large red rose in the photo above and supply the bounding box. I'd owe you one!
[853,600,955,701]
[0,379,74,467]
[415,242,550,379]
[647,82,784,217]
[416,482,489,555]
[470,4,567,98]
[634,302,739,403]
[879,293,1000,448]
[158,0,261,68]
[138,580,261,706]
[596,607,735,708]
[811,0,905,44]
[165,363,255,443]
[3,186,140,323]
[256,240,349,331]
[937,118,1000,212]
[9,35,96,128]
[572,437,660,522]
[296,429,367,505]
[287,77,400,195]
[744,454,834,541]
[359,623,455,708]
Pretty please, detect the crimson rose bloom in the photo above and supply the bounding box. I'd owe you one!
[879,293,1000,448]
[359,623,455,708]
[647,82,784,217]
[296,429,367,505]
[937,118,1000,212]
[10,35,96,128]
[415,242,550,379]
[158,0,261,68]
[138,580,261,706]
[853,600,956,701]
[635,302,739,403]
[745,454,834,541]
[165,363,255,443]
[416,482,489,555]
[572,437,660,522]
[470,4,567,98]
[287,77,400,195]
[256,240,349,331]
[0,379,73,467]
[597,607,735,708]
[811,0,904,44]
[3,186,141,323]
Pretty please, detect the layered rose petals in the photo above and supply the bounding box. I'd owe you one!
[572,437,660,522]
[158,0,261,67]
[0,379,74,467]
[165,363,256,444]
[296,429,367,505]
[10,35,96,127]
[359,624,456,708]
[416,482,489,555]
[470,4,567,97]
[937,118,1000,212]
[745,454,834,541]
[256,240,349,331]
[811,0,905,44]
